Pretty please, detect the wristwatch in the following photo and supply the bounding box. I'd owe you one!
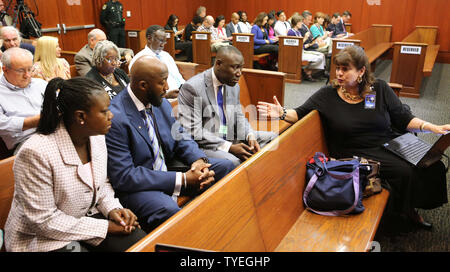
[280,107,287,120]
[200,157,209,164]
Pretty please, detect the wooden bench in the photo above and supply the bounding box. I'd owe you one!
[61,50,78,65]
[277,36,309,84]
[127,110,389,252]
[330,24,393,81]
[0,156,15,232]
[231,33,270,69]
[390,26,440,98]
[69,64,78,78]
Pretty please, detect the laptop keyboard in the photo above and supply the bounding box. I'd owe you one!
[397,139,430,165]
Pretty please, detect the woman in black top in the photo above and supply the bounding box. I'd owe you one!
[258,46,449,229]
[164,14,193,62]
[86,40,129,100]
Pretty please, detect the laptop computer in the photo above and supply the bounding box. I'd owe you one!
[383,132,450,167]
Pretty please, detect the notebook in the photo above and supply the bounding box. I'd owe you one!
[383,132,449,167]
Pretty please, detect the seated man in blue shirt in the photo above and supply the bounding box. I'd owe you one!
[0,26,35,54]
[0,47,47,153]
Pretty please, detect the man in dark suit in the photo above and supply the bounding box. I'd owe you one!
[106,56,235,232]
[225,12,242,38]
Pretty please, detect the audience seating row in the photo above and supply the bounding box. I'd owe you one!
[127,109,390,252]
[329,24,393,80]
[390,26,439,98]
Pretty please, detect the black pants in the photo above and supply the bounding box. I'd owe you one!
[175,41,193,62]
[254,44,279,55]
[108,27,126,48]
[52,213,147,252]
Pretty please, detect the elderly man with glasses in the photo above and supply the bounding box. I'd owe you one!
[0,47,47,154]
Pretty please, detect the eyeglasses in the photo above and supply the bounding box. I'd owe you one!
[104,57,121,65]
[9,67,33,75]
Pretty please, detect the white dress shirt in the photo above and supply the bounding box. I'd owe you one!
[274,20,291,36]
[129,46,185,92]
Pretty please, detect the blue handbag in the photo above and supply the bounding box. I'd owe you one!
[303,152,367,216]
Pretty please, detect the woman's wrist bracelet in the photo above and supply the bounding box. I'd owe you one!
[420,122,430,132]
[280,107,287,120]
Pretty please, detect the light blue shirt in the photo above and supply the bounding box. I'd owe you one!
[0,75,47,150]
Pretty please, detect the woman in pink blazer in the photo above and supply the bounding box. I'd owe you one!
[4,77,146,252]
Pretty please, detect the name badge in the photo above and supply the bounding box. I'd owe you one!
[364,94,376,109]
[219,125,227,136]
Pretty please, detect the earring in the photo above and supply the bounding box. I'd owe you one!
[357,75,363,84]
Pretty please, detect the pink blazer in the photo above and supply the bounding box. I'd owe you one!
[4,123,122,252]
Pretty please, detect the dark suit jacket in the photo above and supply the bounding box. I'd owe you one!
[106,89,206,197]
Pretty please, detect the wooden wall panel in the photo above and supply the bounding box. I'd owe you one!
[209,0,449,63]
[19,0,450,62]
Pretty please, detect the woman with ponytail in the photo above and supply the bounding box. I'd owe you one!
[4,77,146,252]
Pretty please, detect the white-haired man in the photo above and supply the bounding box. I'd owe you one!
[0,26,35,54]
[0,47,47,153]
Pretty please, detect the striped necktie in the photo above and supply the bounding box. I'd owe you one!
[142,108,167,171]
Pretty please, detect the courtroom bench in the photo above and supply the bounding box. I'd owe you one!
[390,26,440,98]
[330,24,393,80]
[192,32,271,72]
[0,156,15,251]
[127,110,389,252]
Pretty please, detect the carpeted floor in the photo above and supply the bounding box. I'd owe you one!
[282,60,450,252]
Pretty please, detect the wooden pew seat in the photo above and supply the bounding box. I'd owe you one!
[423,44,440,76]
[128,110,390,252]
[275,190,389,252]
[366,42,393,63]
[0,156,15,232]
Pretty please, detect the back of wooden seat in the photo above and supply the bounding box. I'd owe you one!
[69,65,78,78]
[192,31,213,72]
[278,36,304,84]
[0,156,15,230]
[244,110,327,251]
[127,169,266,252]
[175,61,199,80]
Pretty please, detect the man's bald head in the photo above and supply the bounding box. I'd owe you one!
[231,12,240,24]
[88,29,107,49]
[214,46,244,86]
[130,55,169,107]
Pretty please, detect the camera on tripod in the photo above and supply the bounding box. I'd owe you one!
[1,0,42,38]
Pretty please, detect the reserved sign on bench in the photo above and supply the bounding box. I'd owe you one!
[195,34,208,40]
[400,46,422,55]
[336,42,355,49]
[235,36,250,43]
[284,39,299,46]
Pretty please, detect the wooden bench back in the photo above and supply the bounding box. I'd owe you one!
[390,26,439,98]
[127,169,266,252]
[164,30,176,59]
[0,156,15,230]
[330,24,392,80]
[69,65,78,78]
[192,31,213,72]
[278,36,304,84]
[244,110,327,251]
[61,50,77,65]
[128,110,324,252]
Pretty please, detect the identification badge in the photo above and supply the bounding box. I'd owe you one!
[219,125,227,135]
[364,94,376,109]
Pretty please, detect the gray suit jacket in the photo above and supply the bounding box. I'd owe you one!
[178,68,253,151]
[225,22,242,37]
[74,44,134,76]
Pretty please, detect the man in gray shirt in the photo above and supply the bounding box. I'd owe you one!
[0,47,47,153]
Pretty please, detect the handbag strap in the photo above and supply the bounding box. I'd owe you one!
[303,167,360,216]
